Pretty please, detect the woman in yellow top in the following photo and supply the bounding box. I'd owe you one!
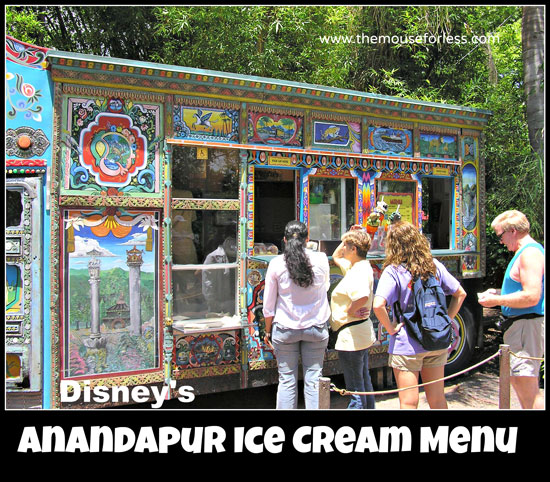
[330,227,376,409]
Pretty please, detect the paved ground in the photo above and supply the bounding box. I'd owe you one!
[327,371,527,410]
[166,368,534,410]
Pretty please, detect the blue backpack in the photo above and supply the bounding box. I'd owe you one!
[393,274,454,351]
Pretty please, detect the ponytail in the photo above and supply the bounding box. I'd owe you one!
[283,221,314,288]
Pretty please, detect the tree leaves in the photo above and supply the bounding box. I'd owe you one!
[6,5,541,288]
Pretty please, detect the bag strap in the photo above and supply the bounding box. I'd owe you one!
[333,318,368,334]
[392,266,417,321]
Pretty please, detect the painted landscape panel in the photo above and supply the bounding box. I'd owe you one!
[64,209,159,378]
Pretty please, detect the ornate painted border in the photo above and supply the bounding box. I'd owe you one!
[59,84,164,197]
[50,58,491,130]
[59,195,164,208]
[171,199,240,211]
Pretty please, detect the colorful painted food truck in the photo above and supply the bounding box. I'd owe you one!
[6,36,490,408]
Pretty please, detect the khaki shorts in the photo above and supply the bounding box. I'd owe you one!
[503,316,544,377]
[389,349,448,372]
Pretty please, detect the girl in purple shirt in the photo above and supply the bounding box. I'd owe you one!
[373,221,466,409]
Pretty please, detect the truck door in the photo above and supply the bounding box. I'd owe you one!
[6,177,43,408]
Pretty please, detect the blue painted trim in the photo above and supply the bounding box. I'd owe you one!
[42,180,52,409]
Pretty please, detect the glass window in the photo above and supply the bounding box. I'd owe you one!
[421,177,453,249]
[6,189,23,228]
[171,147,239,322]
[377,179,416,194]
[309,176,356,240]
[172,147,240,199]
[254,168,296,252]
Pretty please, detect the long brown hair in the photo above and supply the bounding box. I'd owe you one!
[383,221,436,280]
[283,220,314,288]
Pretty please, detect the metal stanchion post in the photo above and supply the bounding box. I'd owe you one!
[318,377,331,409]
[499,344,511,409]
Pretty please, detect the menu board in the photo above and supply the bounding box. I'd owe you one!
[378,192,415,226]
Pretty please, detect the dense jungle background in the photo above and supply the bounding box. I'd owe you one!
[6,5,544,288]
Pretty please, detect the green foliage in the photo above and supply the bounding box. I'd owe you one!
[151,6,356,86]
[6,6,164,60]
[6,5,541,291]
[5,6,47,44]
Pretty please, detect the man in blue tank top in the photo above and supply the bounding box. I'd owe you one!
[478,210,544,409]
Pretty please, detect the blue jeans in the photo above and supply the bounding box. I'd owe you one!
[338,349,375,409]
[272,323,329,409]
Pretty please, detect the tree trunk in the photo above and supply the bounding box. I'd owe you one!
[522,6,544,162]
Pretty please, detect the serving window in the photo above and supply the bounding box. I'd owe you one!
[421,176,454,249]
[171,147,240,322]
[309,176,356,240]
[253,167,297,254]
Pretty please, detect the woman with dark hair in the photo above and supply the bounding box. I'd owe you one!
[263,220,331,409]
[373,221,466,409]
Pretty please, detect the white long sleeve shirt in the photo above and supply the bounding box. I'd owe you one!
[262,250,331,329]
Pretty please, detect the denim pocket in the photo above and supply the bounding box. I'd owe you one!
[304,324,329,343]
[272,324,328,345]
[272,324,290,345]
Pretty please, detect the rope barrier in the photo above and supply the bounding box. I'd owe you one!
[330,349,502,397]
[510,351,545,362]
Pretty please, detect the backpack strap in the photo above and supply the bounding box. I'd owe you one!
[392,266,417,322]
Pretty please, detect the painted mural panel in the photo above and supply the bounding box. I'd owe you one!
[175,332,239,368]
[63,209,160,378]
[173,105,239,142]
[462,162,480,272]
[462,164,478,231]
[367,126,413,156]
[462,136,478,163]
[62,96,162,195]
[313,121,361,152]
[248,112,303,147]
[419,132,458,159]
[246,268,272,363]
[6,353,23,381]
[5,264,23,315]
[6,37,53,170]
[6,38,49,124]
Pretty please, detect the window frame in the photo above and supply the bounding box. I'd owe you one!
[170,146,241,327]
[308,173,358,240]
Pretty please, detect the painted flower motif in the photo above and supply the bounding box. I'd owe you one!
[106,187,120,197]
[21,83,36,98]
[6,73,42,120]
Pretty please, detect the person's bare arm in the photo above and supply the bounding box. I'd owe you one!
[478,247,543,309]
[373,295,402,336]
[447,285,467,319]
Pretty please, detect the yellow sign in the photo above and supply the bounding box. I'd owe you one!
[197,147,208,160]
[379,192,415,225]
[268,155,292,167]
[432,166,450,176]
